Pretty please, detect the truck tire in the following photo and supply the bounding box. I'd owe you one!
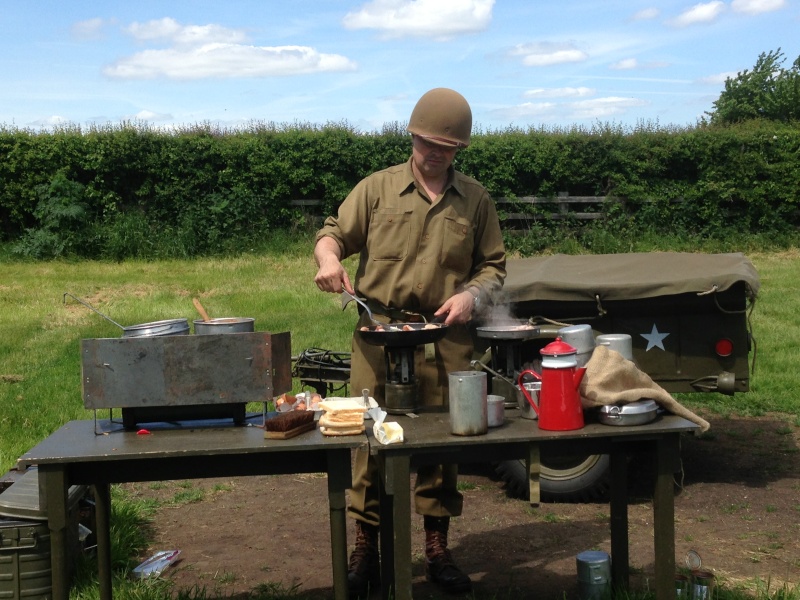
[494,452,611,502]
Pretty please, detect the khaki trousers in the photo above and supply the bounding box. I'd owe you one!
[346,313,473,525]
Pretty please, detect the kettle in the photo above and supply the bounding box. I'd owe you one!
[518,337,587,431]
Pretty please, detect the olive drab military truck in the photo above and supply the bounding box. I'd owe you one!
[484,252,760,501]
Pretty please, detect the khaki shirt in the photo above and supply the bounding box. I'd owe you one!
[316,158,506,313]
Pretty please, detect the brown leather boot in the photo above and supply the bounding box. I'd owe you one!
[348,520,380,599]
[424,516,471,594]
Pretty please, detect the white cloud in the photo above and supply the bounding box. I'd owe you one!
[631,8,660,21]
[523,87,595,99]
[71,18,109,40]
[669,1,726,27]
[28,115,70,127]
[731,0,787,14]
[697,71,738,84]
[510,42,588,67]
[610,58,639,70]
[343,0,494,40]
[567,96,648,119]
[490,102,558,119]
[491,94,648,121]
[609,58,669,70]
[104,18,357,80]
[128,110,174,122]
[104,44,357,80]
[125,17,248,47]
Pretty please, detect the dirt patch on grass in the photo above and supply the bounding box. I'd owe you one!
[126,413,800,599]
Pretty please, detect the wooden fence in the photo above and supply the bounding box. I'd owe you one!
[291,193,621,228]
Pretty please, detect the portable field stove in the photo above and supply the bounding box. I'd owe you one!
[359,324,449,414]
[472,322,541,408]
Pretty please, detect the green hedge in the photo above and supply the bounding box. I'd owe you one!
[1,120,798,259]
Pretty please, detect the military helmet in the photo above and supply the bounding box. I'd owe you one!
[407,88,472,148]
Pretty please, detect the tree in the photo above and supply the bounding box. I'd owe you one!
[706,48,800,124]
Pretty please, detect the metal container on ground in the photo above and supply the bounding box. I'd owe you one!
[692,570,716,600]
[193,317,255,335]
[448,371,487,436]
[675,574,691,599]
[0,468,87,600]
[576,550,611,600]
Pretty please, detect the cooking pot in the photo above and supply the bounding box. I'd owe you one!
[193,317,255,335]
[597,399,659,426]
[122,318,189,338]
[64,293,188,338]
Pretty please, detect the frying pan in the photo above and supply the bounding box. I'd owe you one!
[475,321,540,340]
[358,323,448,347]
[63,293,189,338]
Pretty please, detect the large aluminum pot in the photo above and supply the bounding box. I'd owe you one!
[193,317,255,335]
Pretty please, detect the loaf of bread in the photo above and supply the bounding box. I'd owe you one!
[319,398,366,436]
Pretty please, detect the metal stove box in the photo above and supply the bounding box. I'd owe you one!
[500,252,759,394]
[80,331,292,427]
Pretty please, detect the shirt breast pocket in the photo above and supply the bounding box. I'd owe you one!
[440,216,474,274]
[369,209,411,261]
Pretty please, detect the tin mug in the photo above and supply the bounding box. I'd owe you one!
[517,381,540,420]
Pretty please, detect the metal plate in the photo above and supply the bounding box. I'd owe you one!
[358,323,448,347]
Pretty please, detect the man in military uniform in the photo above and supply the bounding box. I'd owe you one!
[314,88,506,597]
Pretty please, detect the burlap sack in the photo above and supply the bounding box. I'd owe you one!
[579,345,710,433]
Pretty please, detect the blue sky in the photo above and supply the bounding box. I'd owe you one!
[1,0,798,132]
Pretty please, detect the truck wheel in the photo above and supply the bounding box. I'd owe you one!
[494,453,611,502]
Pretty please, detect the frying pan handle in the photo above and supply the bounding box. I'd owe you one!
[63,292,125,330]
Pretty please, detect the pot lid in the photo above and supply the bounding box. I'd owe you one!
[540,337,577,357]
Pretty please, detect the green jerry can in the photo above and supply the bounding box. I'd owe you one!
[0,468,87,600]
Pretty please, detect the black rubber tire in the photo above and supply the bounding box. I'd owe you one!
[494,452,611,502]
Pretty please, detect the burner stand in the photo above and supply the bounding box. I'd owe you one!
[384,345,420,414]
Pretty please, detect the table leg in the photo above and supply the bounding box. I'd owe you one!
[609,450,629,591]
[653,435,678,600]
[327,449,352,600]
[528,443,540,506]
[383,455,412,600]
[93,483,113,600]
[378,455,394,600]
[40,466,69,600]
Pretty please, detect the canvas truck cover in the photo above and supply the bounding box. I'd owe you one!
[499,252,759,394]
[503,252,760,304]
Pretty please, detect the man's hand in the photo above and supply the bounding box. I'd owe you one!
[434,290,475,326]
[314,237,354,294]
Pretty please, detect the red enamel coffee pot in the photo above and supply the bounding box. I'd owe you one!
[517,337,587,431]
